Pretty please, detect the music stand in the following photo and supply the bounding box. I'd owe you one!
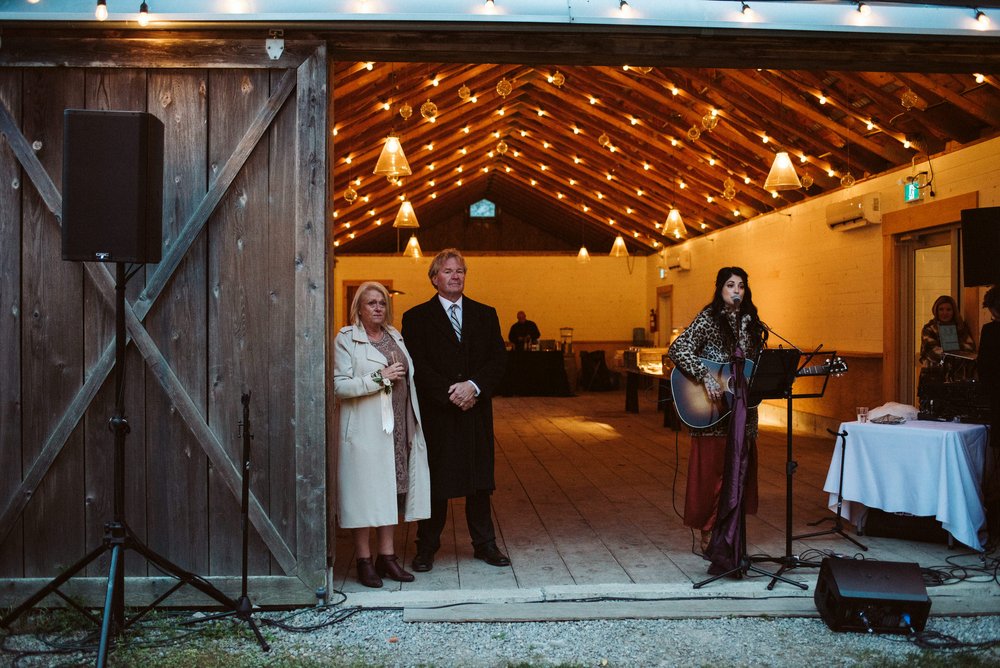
[756,347,840,590]
[693,349,805,591]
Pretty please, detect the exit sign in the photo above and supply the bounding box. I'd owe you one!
[904,181,922,202]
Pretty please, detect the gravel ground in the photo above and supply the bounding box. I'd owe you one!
[2,606,998,667]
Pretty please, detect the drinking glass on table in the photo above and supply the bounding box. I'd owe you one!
[856,407,869,423]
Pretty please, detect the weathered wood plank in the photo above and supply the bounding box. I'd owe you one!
[492,430,575,588]
[0,36,314,70]
[266,67,300,574]
[292,46,328,585]
[127,304,297,574]
[138,68,296,324]
[20,68,86,577]
[207,67,273,576]
[81,68,150,577]
[143,69,211,574]
[0,69,23,578]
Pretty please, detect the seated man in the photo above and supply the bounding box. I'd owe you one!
[508,311,540,351]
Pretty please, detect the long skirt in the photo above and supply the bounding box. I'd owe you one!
[683,434,758,532]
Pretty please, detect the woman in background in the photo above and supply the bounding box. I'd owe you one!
[668,267,768,568]
[334,282,430,588]
[919,295,976,385]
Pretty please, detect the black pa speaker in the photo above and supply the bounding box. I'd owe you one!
[814,558,931,634]
[62,109,164,263]
[961,206,1000,288]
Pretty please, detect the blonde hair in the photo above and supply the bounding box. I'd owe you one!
[349,281,393,327]
[427,248,466,284]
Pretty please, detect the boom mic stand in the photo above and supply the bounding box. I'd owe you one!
[693,349,805,591]
[182,392,269,651]
[0,263,238,667]
[793,428,867,551]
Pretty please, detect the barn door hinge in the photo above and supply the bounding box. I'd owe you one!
[266,29,284,60]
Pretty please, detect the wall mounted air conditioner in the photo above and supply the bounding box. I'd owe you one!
[826,193,882,231]
[665,250,691,271]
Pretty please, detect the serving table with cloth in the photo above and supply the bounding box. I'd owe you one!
[822,420,988,551]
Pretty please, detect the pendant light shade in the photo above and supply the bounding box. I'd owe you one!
[393,200,419,228]
[374,135,412,179]
[609,234,629,258]
[664,208,686,239]
[577,245,591,264]
[403,234,422,259]
[763,151,801,191]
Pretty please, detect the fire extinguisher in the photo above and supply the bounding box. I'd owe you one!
[649,308,657,334]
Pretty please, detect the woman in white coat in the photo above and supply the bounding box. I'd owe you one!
[334,281,431,588]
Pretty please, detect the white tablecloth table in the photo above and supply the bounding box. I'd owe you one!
[822,420,988,551]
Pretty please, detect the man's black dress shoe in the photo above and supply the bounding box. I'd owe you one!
[473,543,511,567]
[411,550,434,572]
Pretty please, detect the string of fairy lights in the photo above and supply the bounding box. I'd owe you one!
[331,61,992,253]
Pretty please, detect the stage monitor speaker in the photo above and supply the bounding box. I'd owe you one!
[62,109,164,263]
[961,206,1000,287]
[814,558,931,634]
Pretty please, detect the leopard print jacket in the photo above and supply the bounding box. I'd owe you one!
[668,306,763,438]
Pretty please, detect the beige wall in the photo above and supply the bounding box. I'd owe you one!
[655,135,1000,356]
[332,254,650,345]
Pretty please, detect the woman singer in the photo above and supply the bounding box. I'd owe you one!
[668,267,768,565]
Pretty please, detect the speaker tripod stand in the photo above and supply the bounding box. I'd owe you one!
[0,264,238,667]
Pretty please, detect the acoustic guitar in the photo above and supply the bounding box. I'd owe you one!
[670,356,848,429]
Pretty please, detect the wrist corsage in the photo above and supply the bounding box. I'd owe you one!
[371,370,392,395]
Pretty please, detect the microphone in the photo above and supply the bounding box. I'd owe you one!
[732,294,742,304]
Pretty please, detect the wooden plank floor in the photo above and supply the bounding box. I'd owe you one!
[332,389,987,595]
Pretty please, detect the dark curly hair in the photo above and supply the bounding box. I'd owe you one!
[704,266,767,354]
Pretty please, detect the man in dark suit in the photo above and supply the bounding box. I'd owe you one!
[401,249,509,571]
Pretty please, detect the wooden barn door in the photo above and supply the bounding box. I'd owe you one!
[0,36,327,606]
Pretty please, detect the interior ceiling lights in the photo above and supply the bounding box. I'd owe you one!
[610,234,629,257]
[403,234,422,259]
[664,208,686,240]
[763,151,802,191]
[373,135,412,181]
[393,200,419,228]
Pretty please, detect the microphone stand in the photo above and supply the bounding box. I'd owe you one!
[750,324,828,589]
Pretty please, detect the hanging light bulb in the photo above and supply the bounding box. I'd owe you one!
[403,234,422,259]
[976,9,990,27]
[763,151,801,191]
[137,1,149,27]
[664,208,686,239]
[619,0,630,15]
[95,0,108,21]
[393,200,419,228]
[577,245,591,264]
[609,234,629,258]
[373,135,412,179]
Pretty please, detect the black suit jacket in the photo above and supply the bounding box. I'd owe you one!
[402,296,507,498]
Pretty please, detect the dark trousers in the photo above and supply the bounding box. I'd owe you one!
[415,490,496,553]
